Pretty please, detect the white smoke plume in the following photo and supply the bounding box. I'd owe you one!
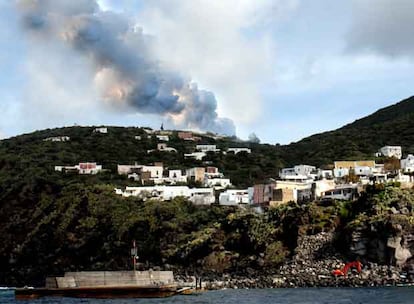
[17,0,235,135]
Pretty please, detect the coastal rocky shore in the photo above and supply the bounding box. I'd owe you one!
[175,232,414,289]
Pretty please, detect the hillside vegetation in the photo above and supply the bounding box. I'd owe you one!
[1,95,414,286]
[280,95,414,166]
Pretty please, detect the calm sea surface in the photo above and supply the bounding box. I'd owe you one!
[1,287,414,304]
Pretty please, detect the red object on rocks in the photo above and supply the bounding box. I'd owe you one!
[332,261,362,277]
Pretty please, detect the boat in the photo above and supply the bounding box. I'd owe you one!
[15,241,194,299]
[15,270,186,299]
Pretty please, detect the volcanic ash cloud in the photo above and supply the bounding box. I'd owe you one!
[17,0,236,135]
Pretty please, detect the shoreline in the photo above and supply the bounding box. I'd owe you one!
[176,271,414,290]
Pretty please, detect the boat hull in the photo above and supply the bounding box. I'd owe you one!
[15,285,178,299]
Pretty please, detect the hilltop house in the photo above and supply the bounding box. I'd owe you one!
[156,135,169,141]
[196,144,220,153]
[227,148,251,154]
[279,165,316,180]
[377,146,402,159]
[118,164,163,178]
[147,143,177,153]
[184,152,206,160]
[44,136,70,142]
[55,162,103,175]
[93,127,108,134]
[178,131,202,141]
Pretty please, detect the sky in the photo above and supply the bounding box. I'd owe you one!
[1,0,414,144]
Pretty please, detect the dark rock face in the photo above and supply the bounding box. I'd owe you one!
[182,232,414,289]
[347,218,414,271]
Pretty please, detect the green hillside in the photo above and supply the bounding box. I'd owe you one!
[1,95,414,286]
[280,95,414,166]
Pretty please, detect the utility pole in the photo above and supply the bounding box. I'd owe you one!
[131,240,138,271]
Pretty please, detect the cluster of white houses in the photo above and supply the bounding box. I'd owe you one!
[53,139,414,208]
[117,163,231,189]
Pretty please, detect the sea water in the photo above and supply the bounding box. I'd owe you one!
[1,287,414,303]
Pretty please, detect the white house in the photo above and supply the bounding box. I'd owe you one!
[333,168,349,178]
[378,146,402,159]
[227,148,251,154]
[219,189,251,206]
[115,185,215,204]
[156,135,169,141]
[147,143,177,153]
[94,127,108,134]
[196,145,220,153]
[322,185,358,201]
[184,152,207,160]
[157,143,176,152]
[279,165,316,180]
[44,136,70,142]
[401,154,414,173]
[167,170,187,184]
[354,166,373,176]
[317,169,333,179]
[189,188,215,205]
[118,164,163,179]
[313,179,336,198]
[141,165,163,179]
[204,176,231,189]
[294,165,316,176]
[55,162,103,174]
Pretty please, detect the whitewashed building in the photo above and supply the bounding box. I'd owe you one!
[219,189,252,206]
[157,143,176,152]
[204,176,232,189]
[118,164,163,179]
[227,148,251,154]
[333,168,349,178]
[317,169,333,179]
[354,166,373,176]
[167,170,187,184]
[313,179,336,198]
[280,165,316,180]
[55,162,103,175]
[188,188,215,205]
[196,145,221,153]
[115,185,215,204]
[44,136,70,142]
[401,154,414,173]
[147,143,177,153]
[322,185,359,201]
[378,146,402,159]
[156,135,169,141]
[94,127,108,134]
[184,152,207,160]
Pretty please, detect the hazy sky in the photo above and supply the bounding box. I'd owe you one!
[1,0,414,143]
